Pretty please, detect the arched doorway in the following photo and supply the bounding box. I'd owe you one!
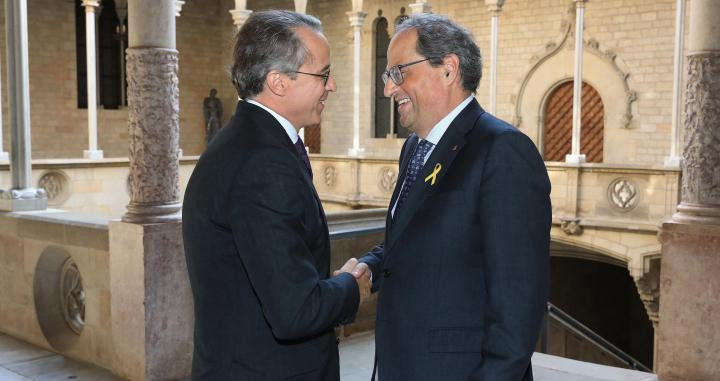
[548,241,654,369]
[543,81,604,162]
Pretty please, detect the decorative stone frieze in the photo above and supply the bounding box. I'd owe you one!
[323,165,338,188]
[38,171,71,206]
[378,167,398,193]
[123,48,181,223]
[674,52,720,224]
[607,178,638,211]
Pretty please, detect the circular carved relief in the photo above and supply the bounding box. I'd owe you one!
[34,247,86,351]
[38,170,71,206]
[607,178,639,211]
[323,165,337,188]
[60,258,86,335]
[378,167,398,193]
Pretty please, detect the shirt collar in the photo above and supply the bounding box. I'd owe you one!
[246,99,299,144]
[424,95,475,145]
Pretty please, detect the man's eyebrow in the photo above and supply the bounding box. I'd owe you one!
[320,64,331,73]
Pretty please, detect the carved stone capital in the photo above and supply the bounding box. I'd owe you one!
[560,217,583,235]
[174,0,185,17]
[409,2,432,14]
[346,11,367,29]
[230,9,253,28]
[674,52,720,225]
[484,0,505,13]
[81,0,100,11]
[124,48,181,223]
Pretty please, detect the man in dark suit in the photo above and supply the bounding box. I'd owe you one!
[182,11,370,380]
[352,14,551,381]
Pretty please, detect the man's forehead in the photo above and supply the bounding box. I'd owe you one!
[388,29,418,63]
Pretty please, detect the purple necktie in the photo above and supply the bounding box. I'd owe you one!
[294,137,313,179]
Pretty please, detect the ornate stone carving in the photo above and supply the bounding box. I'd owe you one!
[513,13,637,129]
[124,48,181,223]
[0,187,47,200]
[60,258,85,335]
[38,171,71,205]
[607,178,638,211]
[633,256,660,328]
[675,52,720,223]
[378,167,398,193]
[560,217,583,235]
[323,165,337,188]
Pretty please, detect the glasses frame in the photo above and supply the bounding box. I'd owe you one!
[381,58,432,86]
[293,70,331,86]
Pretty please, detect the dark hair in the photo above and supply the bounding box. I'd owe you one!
[230,10,322,99]
[395,14,482,93]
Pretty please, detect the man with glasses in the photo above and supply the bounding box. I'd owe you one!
[352,13,551,381]
[183,10,370,380]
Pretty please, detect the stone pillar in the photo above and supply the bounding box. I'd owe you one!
[295,0,308,143]
[657,1,720,380]
[665,0,686,168]
[485,0,505,115]
[82,0,104,160]
[347,11,367,156]
[0,54,7,162]
[109,1,192,380]
[230,0,252,29]
[566,0,587,165]
[116,0,128,108]
[409,0,431,14]
[0,0,47,212]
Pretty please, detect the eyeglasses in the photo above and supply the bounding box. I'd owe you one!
[381,58,431,86]
[293,70,331,86]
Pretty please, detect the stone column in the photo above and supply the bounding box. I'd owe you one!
[0,0,47,212]
[230,0,252,29]
[665,0,686,168]
[347,11,367,156]
[295,0,308,143]
[82,0,104,159]
[485,0,505,115]
[116,0,128,108]
[566,0,587,165]
[0,54,8,162]
[409,0,431,14]
[657,1,720,380]
[109,1,192,380]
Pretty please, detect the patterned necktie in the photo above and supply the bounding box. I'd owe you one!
[294,137,313,179]
[395,139,433,214]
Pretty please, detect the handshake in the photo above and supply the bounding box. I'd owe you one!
[333,258,372,304]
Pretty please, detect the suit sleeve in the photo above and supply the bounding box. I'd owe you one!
[228,148,359,341]
[476,132,551,381]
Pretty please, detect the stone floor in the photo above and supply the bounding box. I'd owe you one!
[0,331,657,381]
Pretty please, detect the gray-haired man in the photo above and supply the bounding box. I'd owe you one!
[183,10,370,380]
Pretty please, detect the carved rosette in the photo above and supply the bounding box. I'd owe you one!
[38,171,71,205]
[676,52,720,224]
[378,167,398,193]
[60,258,85,335]
[607,178,638,211]
[123,48,181,223]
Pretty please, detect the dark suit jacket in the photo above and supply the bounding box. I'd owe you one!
[360,99,551,381]
[183,101,359,380]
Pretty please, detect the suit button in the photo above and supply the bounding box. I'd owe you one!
[382,269,391,278]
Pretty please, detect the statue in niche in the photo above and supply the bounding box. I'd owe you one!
[203,88,223,145]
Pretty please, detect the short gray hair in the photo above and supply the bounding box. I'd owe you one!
[230,10,322,99]
[395,14,482,93]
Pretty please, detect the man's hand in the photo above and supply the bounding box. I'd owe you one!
[334,258,371,303]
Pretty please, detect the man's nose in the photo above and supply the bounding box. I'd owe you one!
[383,78,397,98]
[326,74,337,92]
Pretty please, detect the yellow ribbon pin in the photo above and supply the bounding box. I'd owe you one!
[424,163,442,185]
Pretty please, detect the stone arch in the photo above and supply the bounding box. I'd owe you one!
[512,22,637,164]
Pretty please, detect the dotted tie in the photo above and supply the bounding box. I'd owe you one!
[294,137,313,179]
[395,139,433,214]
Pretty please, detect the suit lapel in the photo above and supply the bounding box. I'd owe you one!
[386,100,485,254]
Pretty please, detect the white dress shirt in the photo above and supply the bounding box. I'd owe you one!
[246,99,299,144]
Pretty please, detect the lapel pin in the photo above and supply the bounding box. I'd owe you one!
[452,145,458,151]
[424,163,442,186]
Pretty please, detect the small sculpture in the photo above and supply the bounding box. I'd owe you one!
[203,88,223,145]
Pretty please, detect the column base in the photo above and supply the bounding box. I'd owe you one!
[347,147,365,156]
[657,220,720,381]
[83,149,104,160]
[565,154,586,165]
[109,220,193,381]
[122,202,182,224]
[0,152,8,162]
[0,188,48,211]
[663,156,681,168]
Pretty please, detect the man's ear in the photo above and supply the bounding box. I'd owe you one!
[265,71,287,96]
[442,54,461,83]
